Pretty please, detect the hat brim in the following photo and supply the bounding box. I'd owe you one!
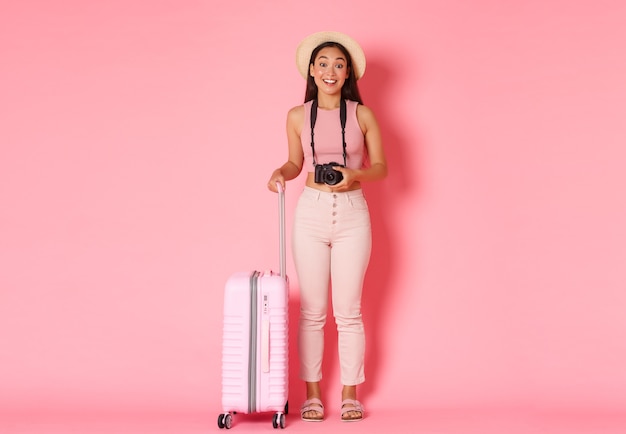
[295,31,366,80]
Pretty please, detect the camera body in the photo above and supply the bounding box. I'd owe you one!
[314,162,344,186]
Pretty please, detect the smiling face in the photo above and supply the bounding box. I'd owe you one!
[309,46,350,97]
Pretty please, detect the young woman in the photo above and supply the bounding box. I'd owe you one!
[267,31,387,422]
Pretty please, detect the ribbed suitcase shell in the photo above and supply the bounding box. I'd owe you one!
[221,271,288,414]
[218,185,289,429]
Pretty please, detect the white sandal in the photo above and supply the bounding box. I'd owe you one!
[341,399,364,422]
[300,398,324,422]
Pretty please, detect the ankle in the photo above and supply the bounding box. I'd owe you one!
[341,385,357,401]
[306,382,322,400]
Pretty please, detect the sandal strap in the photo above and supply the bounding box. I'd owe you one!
[301,398,324,416]
[341,399,364,417]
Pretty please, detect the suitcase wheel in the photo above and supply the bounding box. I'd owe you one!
[272,412,286,429]
[218,413,232,429]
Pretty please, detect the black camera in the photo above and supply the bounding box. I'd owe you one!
[314,162,344,186]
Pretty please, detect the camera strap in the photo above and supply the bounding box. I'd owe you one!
[310,98,347,167]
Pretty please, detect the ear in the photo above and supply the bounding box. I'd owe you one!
[309,63,314,77]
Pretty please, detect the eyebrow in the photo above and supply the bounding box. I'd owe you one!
[317,55,346,62]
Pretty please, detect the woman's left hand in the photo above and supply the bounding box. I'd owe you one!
[330,166,357,192]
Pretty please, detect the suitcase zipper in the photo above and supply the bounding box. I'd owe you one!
[248,271,260,413]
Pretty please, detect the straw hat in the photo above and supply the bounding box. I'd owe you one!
[295,31,366,80]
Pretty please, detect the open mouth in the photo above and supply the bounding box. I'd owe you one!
[323,79,337,85]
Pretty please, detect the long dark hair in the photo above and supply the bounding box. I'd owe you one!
[304,42,363,104]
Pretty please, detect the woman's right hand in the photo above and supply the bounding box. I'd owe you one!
[267,169,285,193]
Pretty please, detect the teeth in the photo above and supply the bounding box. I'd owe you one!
[324,79,337,84]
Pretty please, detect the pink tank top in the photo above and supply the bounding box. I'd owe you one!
[301,99,365,171]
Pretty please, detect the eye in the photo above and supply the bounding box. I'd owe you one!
[335,64,344,69]
[319,62,328,68]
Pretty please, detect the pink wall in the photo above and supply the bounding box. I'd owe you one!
[2,0,625,420]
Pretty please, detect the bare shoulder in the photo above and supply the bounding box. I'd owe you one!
[356,104,379,133]
[356,103,376,120]
[287,104,305,134]
[287,104,305,122]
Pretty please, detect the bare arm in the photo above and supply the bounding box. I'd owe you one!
[267,106,305,192]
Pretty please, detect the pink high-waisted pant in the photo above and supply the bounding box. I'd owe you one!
[292,186,372,386]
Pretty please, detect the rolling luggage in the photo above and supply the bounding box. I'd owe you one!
[218,184,289,430]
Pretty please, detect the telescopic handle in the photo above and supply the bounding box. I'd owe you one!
[276,182,286,279]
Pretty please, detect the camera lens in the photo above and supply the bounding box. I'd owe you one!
[324,169,343,185]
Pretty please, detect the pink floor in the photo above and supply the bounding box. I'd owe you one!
[2,408,626,434]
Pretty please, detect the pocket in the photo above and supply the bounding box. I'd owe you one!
[349,195,369,210]
[296,192,318,211]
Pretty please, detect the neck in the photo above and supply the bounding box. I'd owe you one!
[316,94,342,110]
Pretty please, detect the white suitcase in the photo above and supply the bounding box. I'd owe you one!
[218,185,289,430]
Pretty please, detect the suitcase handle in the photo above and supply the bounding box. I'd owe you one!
[276,182,286,279]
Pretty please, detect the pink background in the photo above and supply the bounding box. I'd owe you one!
[2,0,626,432]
